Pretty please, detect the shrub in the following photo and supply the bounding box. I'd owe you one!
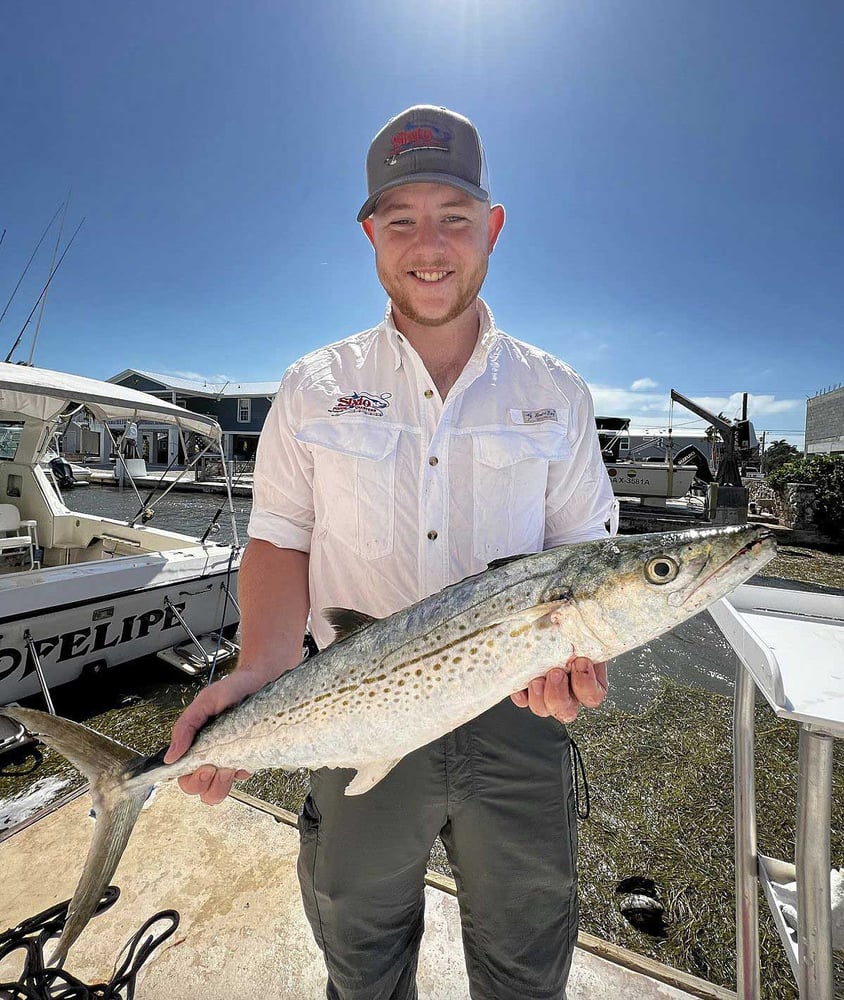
[766,454,844,539]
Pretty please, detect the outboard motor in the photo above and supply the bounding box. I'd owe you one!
[49,456,77,489]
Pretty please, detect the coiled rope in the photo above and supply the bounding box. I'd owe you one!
[0,887,179,999]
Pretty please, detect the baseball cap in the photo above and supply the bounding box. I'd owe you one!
[357,105,490,223]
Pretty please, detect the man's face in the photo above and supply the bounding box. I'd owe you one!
[362,183,505,329]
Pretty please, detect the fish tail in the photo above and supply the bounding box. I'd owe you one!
[1,706,151,965]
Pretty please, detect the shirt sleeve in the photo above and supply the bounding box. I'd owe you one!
[544,377,619,546]
[247,372,315,552]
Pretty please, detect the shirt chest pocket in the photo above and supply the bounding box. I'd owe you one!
[295,420,401,561]
[472,423,572,562]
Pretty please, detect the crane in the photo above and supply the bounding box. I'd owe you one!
[669,389,755,488]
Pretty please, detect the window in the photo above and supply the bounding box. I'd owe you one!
[237,398,251,423]
[0,422,24,461]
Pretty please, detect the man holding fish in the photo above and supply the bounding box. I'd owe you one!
[168,106,618,999]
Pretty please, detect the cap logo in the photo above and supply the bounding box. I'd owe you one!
[386,121,452,164]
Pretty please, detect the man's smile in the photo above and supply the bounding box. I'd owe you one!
[409,270,453,283]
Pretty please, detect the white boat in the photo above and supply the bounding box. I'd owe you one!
[604,460,697,501]
[597,416,699,503]
[0,362,241,707]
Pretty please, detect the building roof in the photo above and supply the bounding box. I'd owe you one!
[109,369,280,398]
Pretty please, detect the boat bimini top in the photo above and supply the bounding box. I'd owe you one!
[0,362,221,447]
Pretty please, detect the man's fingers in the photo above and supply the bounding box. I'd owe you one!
[527,678,551,717]
[200,767,238,806]
[569,657,608,709]
[177,765,216,797]
[176,766,241,805]
[543,667,579,724]
[510,689,529,708]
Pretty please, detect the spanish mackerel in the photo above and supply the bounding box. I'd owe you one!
[1,524,775,963]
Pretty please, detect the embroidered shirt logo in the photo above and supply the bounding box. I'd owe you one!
[329,392,392,417]
[522,408,558,424]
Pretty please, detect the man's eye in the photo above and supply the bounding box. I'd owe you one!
[389,219,414,226]
[444,215,469,223]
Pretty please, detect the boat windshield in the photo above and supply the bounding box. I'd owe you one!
[0,422,24,461]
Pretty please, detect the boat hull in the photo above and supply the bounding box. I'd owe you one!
[0,547,239,704]
[604,462,697,500]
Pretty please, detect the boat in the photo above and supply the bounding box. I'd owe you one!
[596,416,699,504]
[0,362,241,707]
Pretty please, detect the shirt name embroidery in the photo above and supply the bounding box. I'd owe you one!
[329,392,392,417]
[522,408,558,424]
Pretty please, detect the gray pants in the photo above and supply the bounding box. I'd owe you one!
[297,698,579,1000]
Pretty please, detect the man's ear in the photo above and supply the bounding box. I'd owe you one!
[361,218,376,249]
[488,204,506,253]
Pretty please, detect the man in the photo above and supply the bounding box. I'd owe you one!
[166,105,617,999]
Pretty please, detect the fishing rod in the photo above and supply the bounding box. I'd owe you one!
[28,193,71,365]
[0,202,63,330]
[200,462,248,543]
[4,217,84,364]
[128,449,182,526]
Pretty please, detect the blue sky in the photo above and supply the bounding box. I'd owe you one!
[1,1,841,447]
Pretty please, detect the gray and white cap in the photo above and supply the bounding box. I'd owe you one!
[357,105,490,223]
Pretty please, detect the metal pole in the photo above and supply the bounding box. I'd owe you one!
[796,727,834,999]
[733,658,761,999]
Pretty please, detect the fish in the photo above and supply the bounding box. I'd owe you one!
[1,524,775,963]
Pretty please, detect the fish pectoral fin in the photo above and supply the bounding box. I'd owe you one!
[323,608,380,642]
[344,758,403,796]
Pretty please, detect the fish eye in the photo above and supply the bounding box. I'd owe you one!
[644,556,679,584]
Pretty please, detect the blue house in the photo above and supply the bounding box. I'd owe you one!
[105,369,279,466]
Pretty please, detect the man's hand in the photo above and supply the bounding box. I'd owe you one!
[511,657,608,723]
[164,670,262,805]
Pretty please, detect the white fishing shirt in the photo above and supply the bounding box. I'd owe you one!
[249,300,618,649]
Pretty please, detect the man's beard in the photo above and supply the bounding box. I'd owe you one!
[377,258,488,328]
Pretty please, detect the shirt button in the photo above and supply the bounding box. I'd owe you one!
[427,530,438,541]
[423,389,434,399]
[428,456,438,466]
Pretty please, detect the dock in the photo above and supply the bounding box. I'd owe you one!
[0,784,733,999]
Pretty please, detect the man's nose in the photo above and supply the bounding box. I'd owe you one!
[413,216,447,251]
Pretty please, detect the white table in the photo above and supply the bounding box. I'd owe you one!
[711,584,844,998]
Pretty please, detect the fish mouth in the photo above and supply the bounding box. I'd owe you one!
[679,528,776,606]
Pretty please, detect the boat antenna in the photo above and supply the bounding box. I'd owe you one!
[0,228,5,249]
[28,192,71,365]
[0,202,64,330]
[4,217,85,364]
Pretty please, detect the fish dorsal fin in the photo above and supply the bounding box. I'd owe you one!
[323,608,379,642]
[486,552,531,571]
[344,758,402,796]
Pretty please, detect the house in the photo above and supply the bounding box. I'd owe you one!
[61,370,278,467]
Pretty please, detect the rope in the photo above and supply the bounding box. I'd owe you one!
[0,887,179,999]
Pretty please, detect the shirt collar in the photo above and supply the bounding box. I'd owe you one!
[382,298,499,371]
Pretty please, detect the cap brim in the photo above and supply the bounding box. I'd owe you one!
[356,174,490,223]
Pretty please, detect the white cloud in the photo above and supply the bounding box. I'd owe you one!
[630,377,658,391]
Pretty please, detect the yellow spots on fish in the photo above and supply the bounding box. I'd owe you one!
[470,646,478,655]
[509,623,531,639]
[486,639,495,648]
[415,668,423,677]
[433,663,441,671]
[452,656,462,664]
